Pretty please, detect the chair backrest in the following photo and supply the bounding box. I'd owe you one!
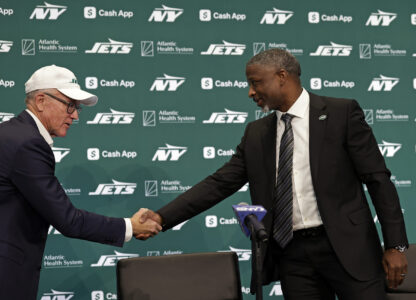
[117,251,243,300]
[387,244,416,300]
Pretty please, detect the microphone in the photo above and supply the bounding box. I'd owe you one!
[232,202,268,242]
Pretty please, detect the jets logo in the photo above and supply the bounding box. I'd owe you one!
[91,251,139,267]
[87,109,135,124]
[0,112,14,123]
[0,40,13,52]
[89,179,137,195]
[201,41,245,55]
[203,109,248,124]
[310,42,352,56]
[85,38,133,54]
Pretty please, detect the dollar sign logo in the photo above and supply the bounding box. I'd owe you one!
[88,148,99,160]
[309,12,319,23]
[204,80,210,87]
[92,291,104,300]
[203,12,208,19]
[207,149,212,156]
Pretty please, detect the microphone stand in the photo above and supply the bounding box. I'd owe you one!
[249,223,267,300]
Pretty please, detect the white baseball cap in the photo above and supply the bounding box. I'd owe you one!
[25,64,98,106]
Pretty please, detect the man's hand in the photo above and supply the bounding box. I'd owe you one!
[136,209,163,240]
[382,248,408,289]
[130,208,162,240]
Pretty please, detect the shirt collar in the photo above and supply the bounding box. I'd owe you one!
[275,88,309,120]
[25,109,54,148]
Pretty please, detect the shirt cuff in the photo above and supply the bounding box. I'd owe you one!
[124,218,133,242]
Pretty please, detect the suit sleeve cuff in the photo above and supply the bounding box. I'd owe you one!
[124,218,132,242]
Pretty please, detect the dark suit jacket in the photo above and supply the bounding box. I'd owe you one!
[0,110,125,299]
[157,92,408,289]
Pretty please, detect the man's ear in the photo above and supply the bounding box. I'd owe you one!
[34,93,46,112]
[275,68,288,86]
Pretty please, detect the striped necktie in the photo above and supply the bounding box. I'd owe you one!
[273,113,294,248]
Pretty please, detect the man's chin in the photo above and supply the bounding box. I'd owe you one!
[53,130,68,138]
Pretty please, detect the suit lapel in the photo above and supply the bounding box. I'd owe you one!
[260,113,277,206]
[17,110,54,156]
[309,92,327,188]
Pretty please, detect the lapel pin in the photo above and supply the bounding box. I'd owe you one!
[319,114,327,121]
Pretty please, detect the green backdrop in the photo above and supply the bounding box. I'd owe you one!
[0,0,415,299]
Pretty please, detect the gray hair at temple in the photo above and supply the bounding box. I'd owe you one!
[25,88,55,105]
[247,48,301,78]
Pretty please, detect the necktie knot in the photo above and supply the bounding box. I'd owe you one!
[281,113,294,125]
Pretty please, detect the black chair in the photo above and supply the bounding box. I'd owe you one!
[387,244,416,300]
[117,252,243,300]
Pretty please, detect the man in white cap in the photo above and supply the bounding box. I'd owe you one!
[0,65,161,299]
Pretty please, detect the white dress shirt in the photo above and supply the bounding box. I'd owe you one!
[275,89,323,231]
[25,109,133,241]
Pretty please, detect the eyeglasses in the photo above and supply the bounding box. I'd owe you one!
[44,92,82,114]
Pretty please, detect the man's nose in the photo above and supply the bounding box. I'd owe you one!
[248,86,256,98]
[71,109,79,120]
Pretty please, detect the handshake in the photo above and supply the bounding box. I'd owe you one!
[130,208,163,240]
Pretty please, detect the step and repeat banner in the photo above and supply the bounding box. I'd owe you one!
[1,0,415,299]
